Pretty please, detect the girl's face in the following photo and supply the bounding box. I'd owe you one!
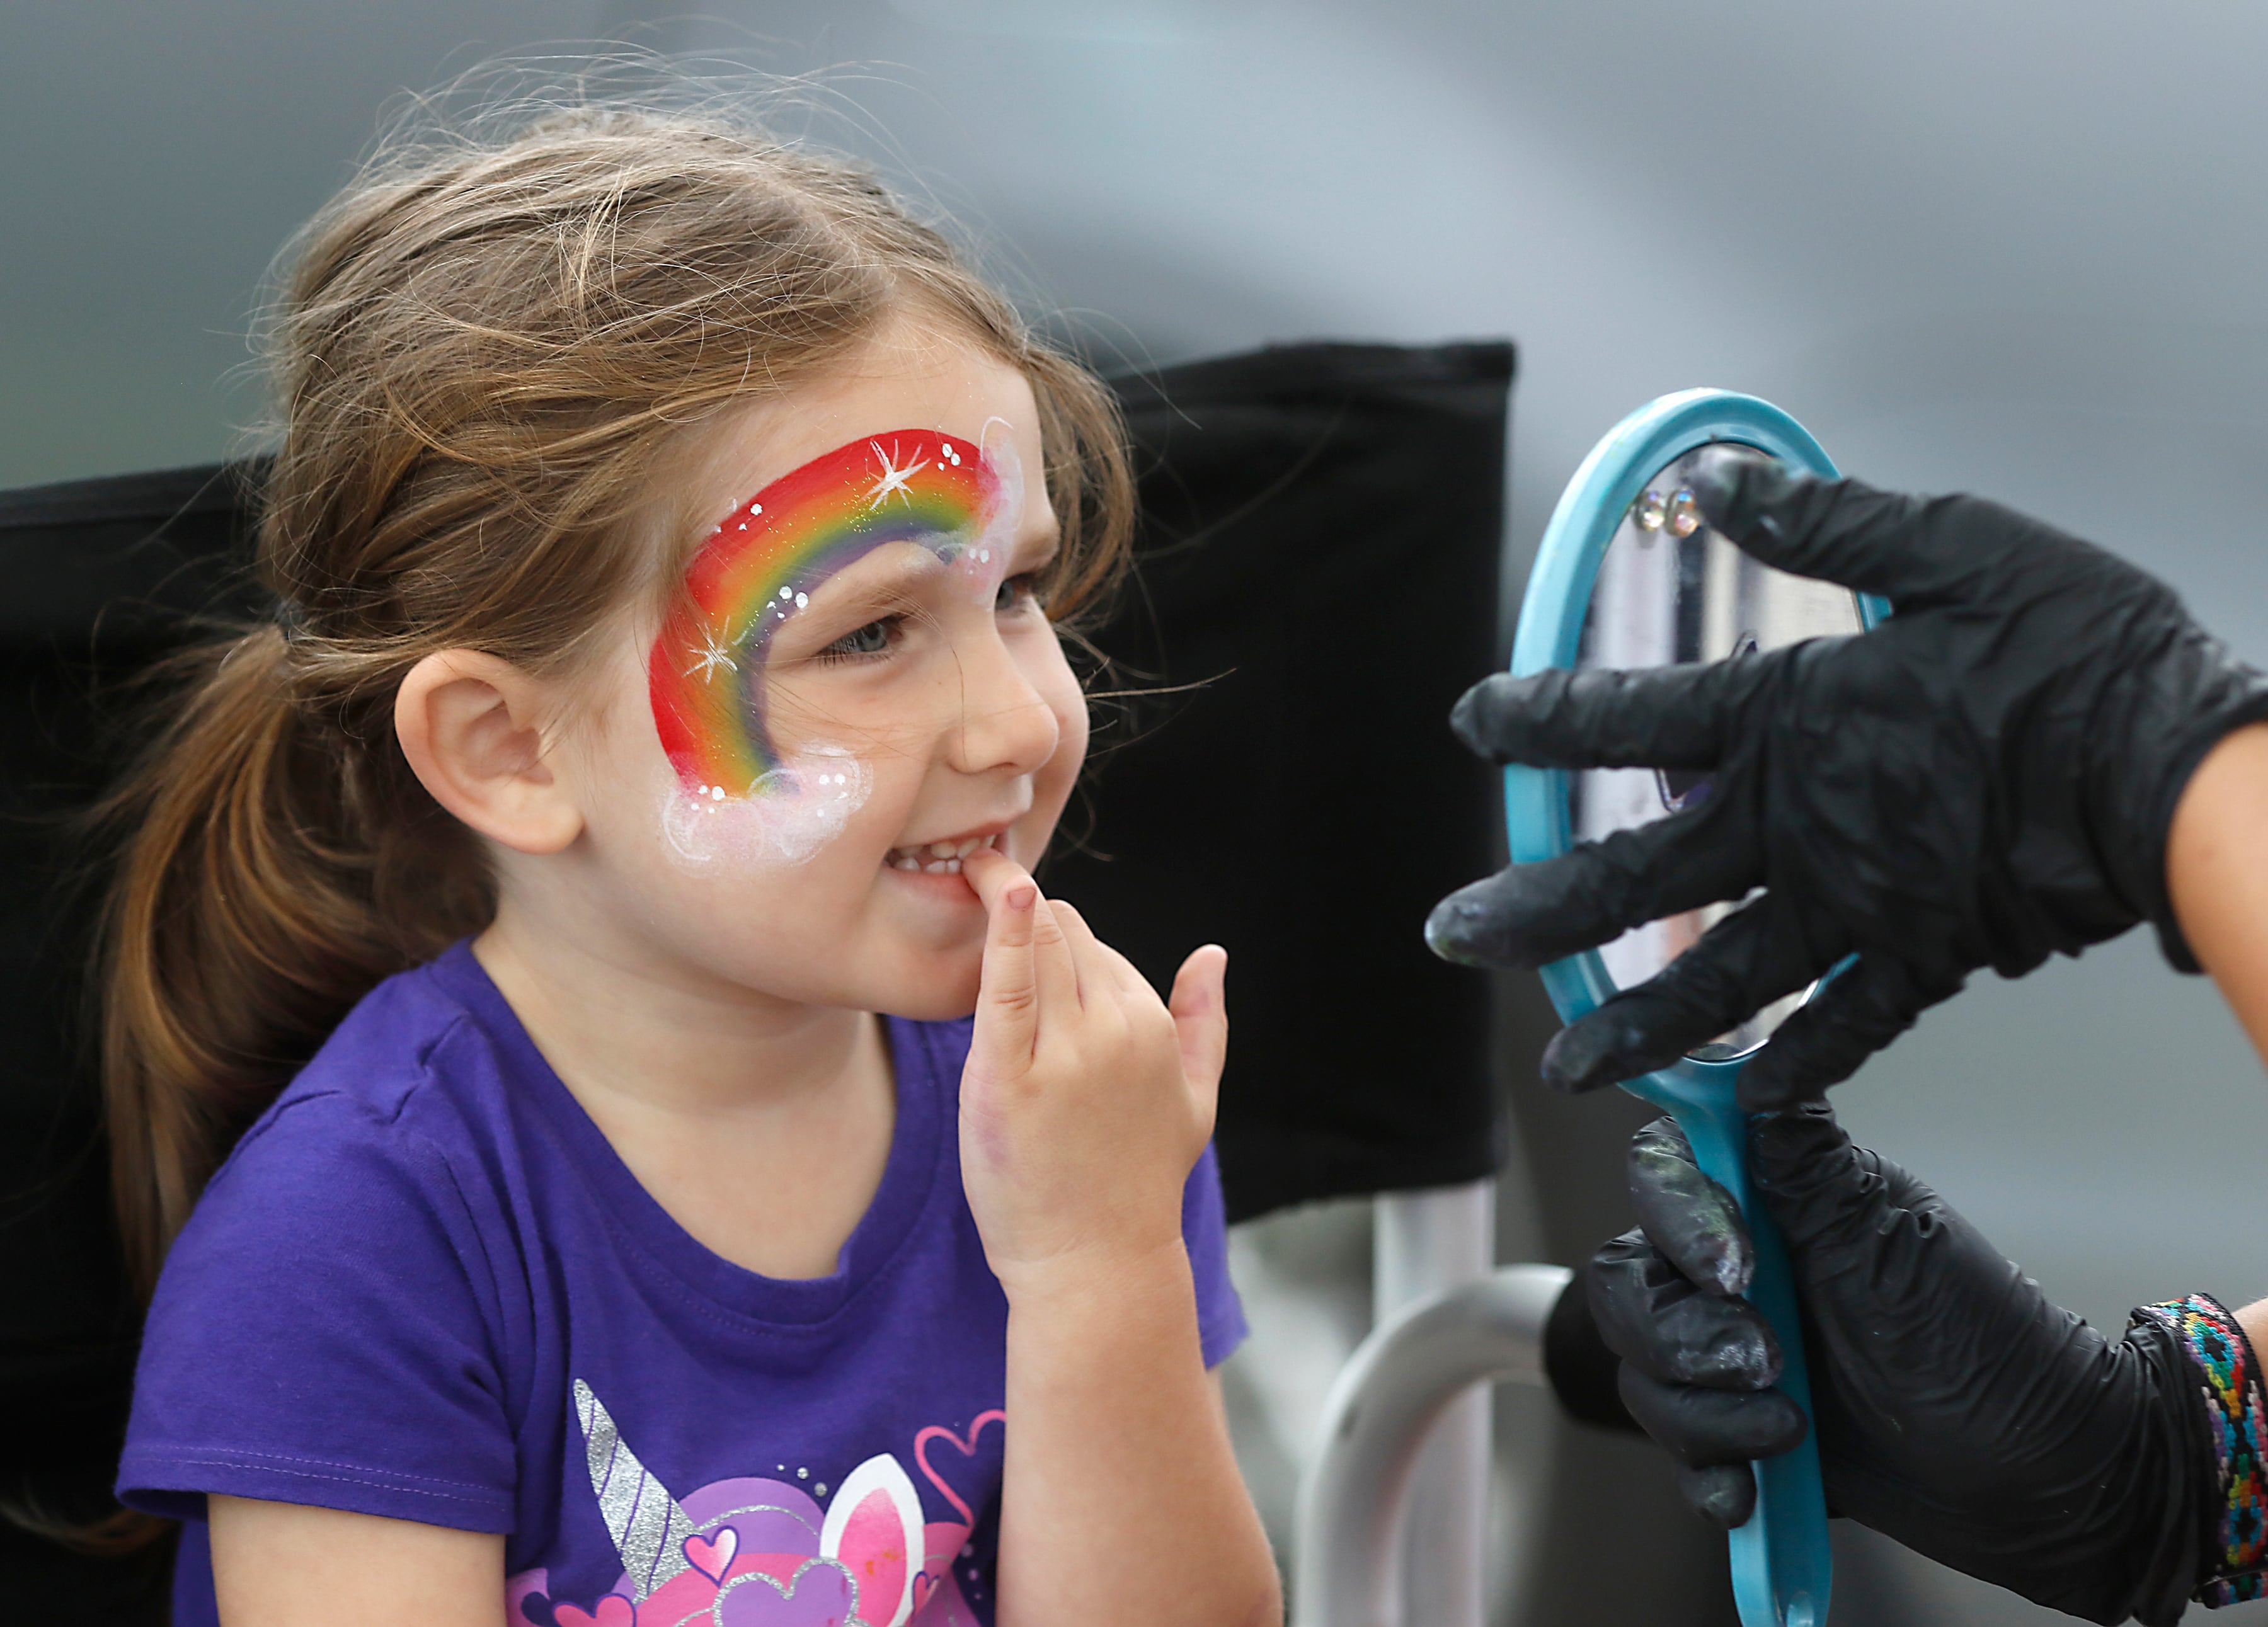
[554,321,1086,1020]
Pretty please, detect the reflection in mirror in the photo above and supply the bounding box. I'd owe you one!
[1571,444,1866,1061]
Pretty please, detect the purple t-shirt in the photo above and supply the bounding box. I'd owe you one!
[118,942,1246,1627]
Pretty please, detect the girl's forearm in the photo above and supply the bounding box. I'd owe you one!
[994,1243,1281,1627]
[2167,721,2268,1071]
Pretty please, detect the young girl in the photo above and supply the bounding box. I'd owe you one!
[103,103,1280,1627]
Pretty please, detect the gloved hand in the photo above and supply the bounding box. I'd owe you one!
[1568,1107,2250,1627]
[1428,450,2268,1106]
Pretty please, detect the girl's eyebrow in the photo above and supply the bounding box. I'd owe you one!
[795,547,939,618]
[767,513,1061,655]
[770,536,983,642]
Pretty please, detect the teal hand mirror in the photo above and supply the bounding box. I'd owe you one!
[1506,390,1888,1627]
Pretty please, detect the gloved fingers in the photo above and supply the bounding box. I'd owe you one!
[1538,895,1823,1093]
[1749,1100,1963,1267]
[1448,659,1780,770]
[1743,1100,1857,1201]
[1425,801,1758,970]
[1736,954,1961,1112]
[1591,1228,1782,1388]
[1629,1117,1752,1298]
[1744,1100,1889,1269]
[1691,445,2008,610]
[1677,1463,1760,1531]
[1617,1365,1809,1468]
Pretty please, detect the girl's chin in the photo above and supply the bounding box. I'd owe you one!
[869,962,983,1024]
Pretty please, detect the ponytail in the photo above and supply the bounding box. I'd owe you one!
[95,623,486,1296]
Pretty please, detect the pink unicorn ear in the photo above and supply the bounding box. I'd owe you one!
[819,1453,927,1627]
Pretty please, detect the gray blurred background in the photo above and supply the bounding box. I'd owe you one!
[10,3,2268,1623]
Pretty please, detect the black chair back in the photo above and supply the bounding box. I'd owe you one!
[1053,341,1513,1219]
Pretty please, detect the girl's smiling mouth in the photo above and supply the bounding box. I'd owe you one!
[885,830,1002,875]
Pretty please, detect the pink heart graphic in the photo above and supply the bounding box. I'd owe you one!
[685,1524,740,1584]
[554,1596,636,1627]
[713,1558,855,1627]
[912,1411,1005,1527]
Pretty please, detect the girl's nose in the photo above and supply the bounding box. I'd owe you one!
[946,631,1061,778]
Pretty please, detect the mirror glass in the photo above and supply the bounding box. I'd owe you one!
[1570,444,1866,1061]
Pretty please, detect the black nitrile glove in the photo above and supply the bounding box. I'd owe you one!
[1573,1109,2242,1626]
[1428,450,2268,1107]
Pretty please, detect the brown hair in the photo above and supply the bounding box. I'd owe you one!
[94,101,1134,1304]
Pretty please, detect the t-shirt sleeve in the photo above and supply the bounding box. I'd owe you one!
[1180,1143,1247,1369]
[117,1092,516,1533]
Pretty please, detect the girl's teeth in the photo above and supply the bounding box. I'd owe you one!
[886,833,997,871]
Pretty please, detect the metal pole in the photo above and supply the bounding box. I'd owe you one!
[1373,1181,1499,1627]
[1292,1261,1571,1627]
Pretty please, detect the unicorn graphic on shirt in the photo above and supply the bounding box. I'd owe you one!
[508,1381,1002,1627]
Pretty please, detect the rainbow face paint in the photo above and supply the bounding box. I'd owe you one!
[648,425,1020,865]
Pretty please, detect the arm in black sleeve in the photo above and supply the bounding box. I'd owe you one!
[1543,1262,1641,1434]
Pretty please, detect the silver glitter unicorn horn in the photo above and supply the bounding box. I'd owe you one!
[573,1379,698,1601]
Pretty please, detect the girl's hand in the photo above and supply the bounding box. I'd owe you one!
[962,855,1274,1627]
[958,847,1226,1295]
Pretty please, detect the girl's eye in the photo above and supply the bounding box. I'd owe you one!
[819,616,901,661]
[994,573,1042,614]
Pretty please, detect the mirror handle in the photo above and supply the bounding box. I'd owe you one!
[1673,1092,1836,1627]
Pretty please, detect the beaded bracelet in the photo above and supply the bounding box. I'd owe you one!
[2133,1294,2268,1606]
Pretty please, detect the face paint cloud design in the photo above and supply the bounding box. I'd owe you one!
[649,426,1020,867]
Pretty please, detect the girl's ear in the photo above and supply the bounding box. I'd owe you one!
[394,651,583,855]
